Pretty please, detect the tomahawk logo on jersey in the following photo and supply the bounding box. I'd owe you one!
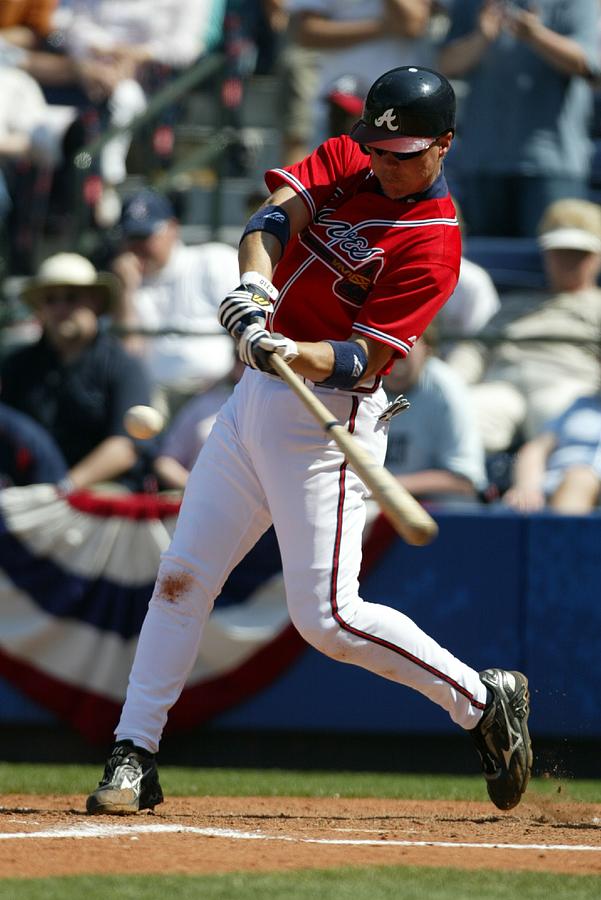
[265,135,461,374]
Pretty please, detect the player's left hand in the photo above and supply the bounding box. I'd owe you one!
[218,275,277,339]
[238,322,299,372]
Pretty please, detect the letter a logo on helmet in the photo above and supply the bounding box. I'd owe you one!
[373,109,399,132]
[349,66,455,155]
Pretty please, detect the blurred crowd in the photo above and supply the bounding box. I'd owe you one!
[1,0,601,516]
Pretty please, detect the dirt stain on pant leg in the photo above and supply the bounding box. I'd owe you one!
[156,572,194,603]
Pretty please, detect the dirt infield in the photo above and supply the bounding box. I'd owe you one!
[1,795,600,878]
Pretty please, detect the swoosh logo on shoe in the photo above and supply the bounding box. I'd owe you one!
[118,771,142,796]
[500,702,523,769]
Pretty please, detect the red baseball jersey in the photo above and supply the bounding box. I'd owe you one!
[265,135,461,375]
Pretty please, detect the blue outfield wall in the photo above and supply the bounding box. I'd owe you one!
[1,509,600,741]
[211,509,600,740]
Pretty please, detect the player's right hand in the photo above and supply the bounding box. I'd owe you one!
[218,274,278,340]
[238,322,298,372]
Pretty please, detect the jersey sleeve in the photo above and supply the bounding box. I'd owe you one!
[265,136,366,220]
[353,203,461,363]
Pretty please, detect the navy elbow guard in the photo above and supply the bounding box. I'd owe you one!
[320,341,368,390]
[241,205,290,253]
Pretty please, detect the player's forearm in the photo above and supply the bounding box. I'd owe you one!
[290,333,393,385]
[238,231,282,283]
[68,436,138,489]
[288,341,336,383]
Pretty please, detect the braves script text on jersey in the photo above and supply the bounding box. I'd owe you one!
[267,136,461,369]
[114,135,488,754]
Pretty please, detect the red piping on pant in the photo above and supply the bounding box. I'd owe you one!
[328,396,486,712]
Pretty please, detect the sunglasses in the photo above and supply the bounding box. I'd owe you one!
[360,141,437,161]
[41,287,87,306]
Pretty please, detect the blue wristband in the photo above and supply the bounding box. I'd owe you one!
[241,205,290,252]
[320,341,368,390]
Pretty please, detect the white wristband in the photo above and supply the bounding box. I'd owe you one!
[240,271,279,302]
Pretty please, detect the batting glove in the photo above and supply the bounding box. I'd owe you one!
[238,322,299,372]
[218,271,278,339]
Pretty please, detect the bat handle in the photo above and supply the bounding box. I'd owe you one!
[268,354,438,547]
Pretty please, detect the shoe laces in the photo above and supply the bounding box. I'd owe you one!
[471,723,500,776]
[100,744,144,786]
[510,690,529,719]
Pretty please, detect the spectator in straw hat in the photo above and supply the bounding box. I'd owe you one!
[0,252,152,491]
[447,198,601,453]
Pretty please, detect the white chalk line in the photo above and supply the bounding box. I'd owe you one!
[0,822,600,853]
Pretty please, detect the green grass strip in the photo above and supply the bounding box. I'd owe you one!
[0,764,599,803]
[0,868,600,900]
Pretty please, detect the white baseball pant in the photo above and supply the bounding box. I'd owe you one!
[117,368,487,752]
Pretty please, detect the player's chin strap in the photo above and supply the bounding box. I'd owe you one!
[378,394,410,422]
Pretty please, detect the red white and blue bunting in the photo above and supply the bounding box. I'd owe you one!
[0,486,394,743]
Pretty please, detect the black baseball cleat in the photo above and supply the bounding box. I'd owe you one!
[86,740,164,815]
[470,668,533,811]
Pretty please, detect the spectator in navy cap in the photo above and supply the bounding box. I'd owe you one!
[120,189,177,243]
[110,188,239,418]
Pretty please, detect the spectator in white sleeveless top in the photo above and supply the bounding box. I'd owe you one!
[448,198,601,453]
[110,188,239,417]
[383,325,488,504]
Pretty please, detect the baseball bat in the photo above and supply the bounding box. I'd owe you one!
[268,354,438,547]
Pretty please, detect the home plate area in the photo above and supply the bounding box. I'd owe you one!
[1,795,601,878]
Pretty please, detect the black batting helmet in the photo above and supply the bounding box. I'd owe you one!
[349,66,455,154]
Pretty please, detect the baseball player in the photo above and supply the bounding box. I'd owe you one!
[87,66,532,815]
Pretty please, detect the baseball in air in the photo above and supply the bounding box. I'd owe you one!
[123,405,165,440]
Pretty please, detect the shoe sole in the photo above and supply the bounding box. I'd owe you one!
[86,788,162,815]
